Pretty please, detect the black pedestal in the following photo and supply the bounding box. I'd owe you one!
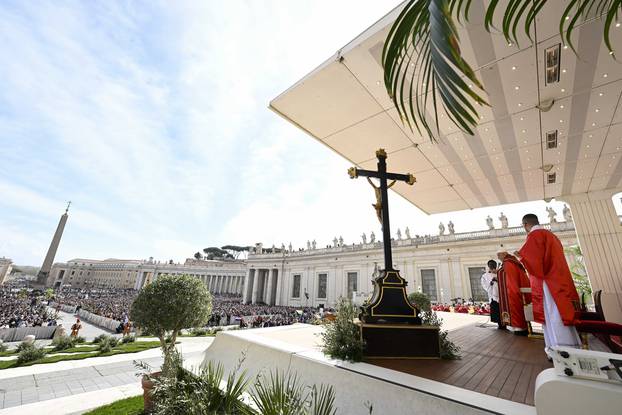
[360,323,440,358]
[360,269,420,324]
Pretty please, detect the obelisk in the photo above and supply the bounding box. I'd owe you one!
[36,202,70,286]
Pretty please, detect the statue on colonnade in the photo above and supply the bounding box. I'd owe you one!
[499,212,508,229]
[370,231,376,243]
[546,206,557,223]
[563,204,572,222]
[361,232,367,244]
[438,222,445,235]
[405,227,411,239]
[486,215,494,230]
[448,221,455,234]
[397,228,402,240]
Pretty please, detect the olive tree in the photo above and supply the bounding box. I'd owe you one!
[131,274,211,368]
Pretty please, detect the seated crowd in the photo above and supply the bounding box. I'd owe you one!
[0,287,58,328]
[54,289,322,328]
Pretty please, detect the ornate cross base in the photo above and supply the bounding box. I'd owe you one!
[360,269,421,324]
[359,323,440,358]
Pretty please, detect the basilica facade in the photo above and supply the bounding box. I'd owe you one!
[242,221,579,308]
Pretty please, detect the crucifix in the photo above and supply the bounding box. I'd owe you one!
[348,148,415,271]
[65,201,72,213]
[348,149,420,324]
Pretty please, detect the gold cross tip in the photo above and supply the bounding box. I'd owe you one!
[407,174,416,185]
[375,148,387,158]
[347,167,358,179]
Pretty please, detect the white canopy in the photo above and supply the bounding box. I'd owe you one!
[270,1,622,214]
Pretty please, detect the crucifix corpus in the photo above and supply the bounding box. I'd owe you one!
[349,149,440,358]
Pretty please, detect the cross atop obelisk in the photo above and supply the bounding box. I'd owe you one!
[36,203,70,286]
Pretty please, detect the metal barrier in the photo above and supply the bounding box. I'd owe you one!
[0,326,59,342]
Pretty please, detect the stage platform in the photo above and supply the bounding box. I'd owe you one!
[368,323,552,406]
[202,315,543,415]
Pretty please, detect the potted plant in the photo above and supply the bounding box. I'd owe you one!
[130,274,212,412]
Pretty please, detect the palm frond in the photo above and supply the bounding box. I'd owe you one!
[561,0,622,55]
[383,0,488,140]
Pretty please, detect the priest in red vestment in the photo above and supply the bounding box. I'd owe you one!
[497,251,530,335]
[514,213,581,351]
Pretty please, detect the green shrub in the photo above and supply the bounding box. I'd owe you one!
[121,335,136,344]
[16,341,33,352]
[420,311,461,360]
[190,327,208,336]
[93,334,108,344]
[408,291,431,313]
[74,336,86,344]
[52,335,77,351]
[321,297,364,362]
[98,336,119,354]
[17,345,46,364]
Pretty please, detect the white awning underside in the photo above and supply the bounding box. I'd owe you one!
[270,1,622,214]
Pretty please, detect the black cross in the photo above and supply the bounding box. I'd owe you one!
[348,149,415,271]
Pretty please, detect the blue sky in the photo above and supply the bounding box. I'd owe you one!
[0,1,585,265]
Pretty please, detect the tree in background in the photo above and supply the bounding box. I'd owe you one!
[221,245,251,260]
[203,247,234,260]
[193,252,203,260]
[131,274,212,370]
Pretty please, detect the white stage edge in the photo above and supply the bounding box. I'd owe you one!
[201,324,535,415]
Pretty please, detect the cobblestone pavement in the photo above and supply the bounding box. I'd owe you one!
[0,344,206,410]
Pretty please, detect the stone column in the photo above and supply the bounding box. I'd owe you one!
[275,270,283,306]
[266,269,275,305]
[564,190,622,323]
[243,269,254,303]
[251,270,261,304]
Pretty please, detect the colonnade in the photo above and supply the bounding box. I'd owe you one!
[242,268,280,305]
[187,273,244,295]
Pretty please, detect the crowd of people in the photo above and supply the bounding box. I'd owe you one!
[53,288,137,321]
[52,289,322,328]
[0,287,58,328]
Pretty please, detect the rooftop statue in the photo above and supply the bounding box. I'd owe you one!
[361,232,367,244]
[438,222,445,236]
[563,204,573,222]
[486,215,494,230]
[312,240,317,249]
[397,228,402,240]
[338,236,344,246]
[333,237,338,248]
[370,231,376,243]
[546,206,558,223]
[499,212,508,229]
[448,221,455,234]
[405,227,411,239]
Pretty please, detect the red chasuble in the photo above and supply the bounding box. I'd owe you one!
[498,256,531,329]
[518,228,580,325]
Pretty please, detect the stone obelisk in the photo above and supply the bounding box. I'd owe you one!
[36,202,70,286]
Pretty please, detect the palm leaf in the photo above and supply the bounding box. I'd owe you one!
[383,0,621,141]
[383,0,488,141]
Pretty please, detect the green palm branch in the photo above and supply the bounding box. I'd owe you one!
[383,0,622,141]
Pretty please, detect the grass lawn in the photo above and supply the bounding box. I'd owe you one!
[84,395,144,415]
[0,341,161,370]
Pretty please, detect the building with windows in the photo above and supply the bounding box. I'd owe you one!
[0,257,13,285]
[48,257,246,293]
[243,220,579,308]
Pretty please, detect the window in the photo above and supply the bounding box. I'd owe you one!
[420,269,437,302]
[292,274,301,298]
[547,172,557,184]
[468,267,488,302]
[347,272,358,298]
[546,130,558,149]
[317,273,327,298]
[545,43,561,85]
